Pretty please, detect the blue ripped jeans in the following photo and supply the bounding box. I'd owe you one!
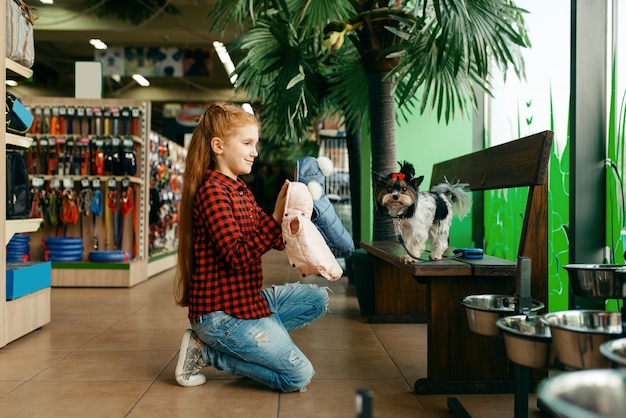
[191,282,329,392]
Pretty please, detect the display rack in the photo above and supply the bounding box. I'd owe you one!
[2,0,49,347]
[147,131,185,277]
[20,97,152,288]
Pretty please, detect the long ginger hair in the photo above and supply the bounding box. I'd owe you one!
[175,102,260,306]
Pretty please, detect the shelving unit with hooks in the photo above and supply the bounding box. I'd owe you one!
[20,97,152,288]
[2,1,48,346]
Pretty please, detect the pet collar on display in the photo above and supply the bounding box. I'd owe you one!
[113,114,120,136]
[30,189,44,219]
[91,188,103,250]
[66,108,74,135]
[453,248,484,259]
[60,189,79,225]
[48,191,59,226]
[90,189,103,216]
[117,185,133,251]
[78,188,93,217]
[107,189,119,249]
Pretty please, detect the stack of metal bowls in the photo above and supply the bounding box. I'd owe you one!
[541,310,623,369]
[460,294,545,337]
[538,369,626,418]
[496,314,555,369]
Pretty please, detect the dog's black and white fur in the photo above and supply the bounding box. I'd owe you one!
[374,161,471,263]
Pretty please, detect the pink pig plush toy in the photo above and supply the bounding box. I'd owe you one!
[282,181,343,281]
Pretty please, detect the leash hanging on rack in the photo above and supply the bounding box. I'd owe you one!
[106,178,117,250]
[29,177,45,220]
[59,187,78,236]
[90,178,103,250]
[118,178,133,252]
[78,178,92,239]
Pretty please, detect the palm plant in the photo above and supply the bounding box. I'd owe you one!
[207,0,530,240]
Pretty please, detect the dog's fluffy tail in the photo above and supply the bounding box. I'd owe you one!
[431,179,472,219]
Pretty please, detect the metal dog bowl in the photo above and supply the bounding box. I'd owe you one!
[541,310,624,369]
[538,369,626,418]
[496,315,555,369]
[564,264,626,299]
[460,294,545,337]
[600,338,626,369]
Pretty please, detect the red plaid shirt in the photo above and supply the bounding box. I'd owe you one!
[188,170,285,320]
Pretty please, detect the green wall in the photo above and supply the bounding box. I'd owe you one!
[360,108,474,245]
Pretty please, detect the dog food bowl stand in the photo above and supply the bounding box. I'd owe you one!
[455,256,539,418]
[533,264,626,416]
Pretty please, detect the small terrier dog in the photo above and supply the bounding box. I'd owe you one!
[375,161,471,263]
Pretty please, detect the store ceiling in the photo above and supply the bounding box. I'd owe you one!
[9,0,250,128]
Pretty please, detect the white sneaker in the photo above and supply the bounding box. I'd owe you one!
[175,329,208,387]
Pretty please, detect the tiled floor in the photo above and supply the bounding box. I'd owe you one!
[0,250,546,417]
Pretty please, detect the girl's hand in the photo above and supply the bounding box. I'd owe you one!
[272,180,289,223]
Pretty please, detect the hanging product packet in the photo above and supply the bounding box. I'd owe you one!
[5,0,38,68]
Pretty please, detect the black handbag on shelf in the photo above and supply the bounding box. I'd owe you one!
[6,151,31,219]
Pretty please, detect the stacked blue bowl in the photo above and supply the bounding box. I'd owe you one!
[43,237,84,261]
[6,234,30,262]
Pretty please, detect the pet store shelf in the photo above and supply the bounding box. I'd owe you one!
[20,96,152,289]
[6,132,33,148]
[148,250,178,278]
[5,58,32,79]
[6,218,42,242]
[32,174,144,186]
[2,11,50,348]
[5,288,51,343]
[50,259,147,287]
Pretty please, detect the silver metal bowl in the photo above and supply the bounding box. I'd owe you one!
[541,310,624,369]
[496,315,555,369]
[564,264,626,298]
[538,369,626,418]
[460,294,545,337]
[600,338,626,369]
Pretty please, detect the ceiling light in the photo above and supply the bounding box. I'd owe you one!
[6,80,18,87]
[132,74,150,87]
[89,38,108,50]
[40,0,54,4]
[213,41,237,85]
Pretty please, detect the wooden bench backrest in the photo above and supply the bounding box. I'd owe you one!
[430,130,554,306]
[430,131,553,191]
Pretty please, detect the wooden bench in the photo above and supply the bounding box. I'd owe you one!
[360,130,554,394]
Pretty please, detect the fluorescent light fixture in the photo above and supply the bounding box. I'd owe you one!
[6,80,18,87]
[40,0,54,4]
[132,74,150,87]
[89,38,108,50]
[212,41,238,84]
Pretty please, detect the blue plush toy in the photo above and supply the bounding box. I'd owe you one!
[296,156,355,255]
